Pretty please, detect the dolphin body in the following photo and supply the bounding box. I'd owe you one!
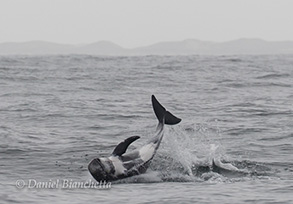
[88,95,181,182]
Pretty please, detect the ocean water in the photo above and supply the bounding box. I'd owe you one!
[0,55,292,203]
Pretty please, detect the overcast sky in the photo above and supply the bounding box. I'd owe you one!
[0,0,293,48]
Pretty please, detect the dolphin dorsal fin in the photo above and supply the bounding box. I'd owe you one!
[112,136,140,156]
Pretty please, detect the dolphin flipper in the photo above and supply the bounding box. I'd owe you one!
[112,136,140,156]
[152,95,181,125]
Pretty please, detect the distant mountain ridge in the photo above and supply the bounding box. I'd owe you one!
[1,39,293,55]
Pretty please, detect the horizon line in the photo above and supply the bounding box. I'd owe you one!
[1,38,293,49]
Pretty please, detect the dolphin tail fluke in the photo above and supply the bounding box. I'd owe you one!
[152,95,181,125]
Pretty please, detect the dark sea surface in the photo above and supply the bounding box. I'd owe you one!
[0,55,293,203]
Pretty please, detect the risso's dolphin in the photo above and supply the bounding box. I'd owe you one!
[88,95,181,182]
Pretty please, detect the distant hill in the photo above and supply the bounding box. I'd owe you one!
[75,41,126,55]
[133,39,216,55]
[1,39,293,55]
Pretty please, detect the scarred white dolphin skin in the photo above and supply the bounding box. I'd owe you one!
[88,95,181,182]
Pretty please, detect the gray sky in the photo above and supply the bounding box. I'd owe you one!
[1,0,293,48]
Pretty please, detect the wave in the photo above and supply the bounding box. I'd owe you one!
[259,133,293,142]
[256,73,291,79]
